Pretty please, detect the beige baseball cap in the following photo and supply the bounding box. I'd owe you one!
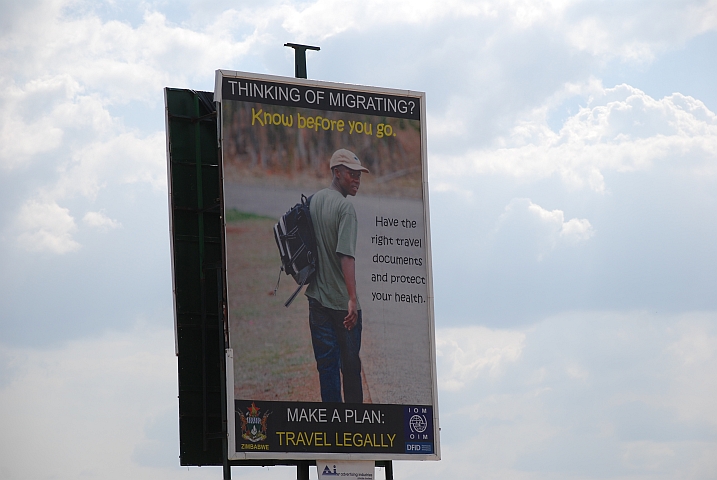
[329,149,370,173]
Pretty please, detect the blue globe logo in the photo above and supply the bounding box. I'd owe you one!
[409,414,427,433]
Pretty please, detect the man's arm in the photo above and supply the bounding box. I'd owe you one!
[340,254,358,330]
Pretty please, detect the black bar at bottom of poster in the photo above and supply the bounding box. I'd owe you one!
[232,399,435,456]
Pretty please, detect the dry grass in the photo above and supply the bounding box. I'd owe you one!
[226,215,321,402]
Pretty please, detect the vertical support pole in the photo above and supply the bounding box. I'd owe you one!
[194,94,210,452]
[284,43,320,79]
[193,94,205,281]
[218,263,230,480]
[385,461,393,480]
[215,95,230,478]
[297,461,310,480]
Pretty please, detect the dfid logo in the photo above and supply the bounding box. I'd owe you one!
[405,442,433,453]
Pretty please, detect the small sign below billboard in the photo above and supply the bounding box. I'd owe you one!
[216,70,439,461]
[318,460,374,480]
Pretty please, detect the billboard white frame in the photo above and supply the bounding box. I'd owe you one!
[215,69,440,461]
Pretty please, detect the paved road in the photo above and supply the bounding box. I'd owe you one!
[224,182,424,221]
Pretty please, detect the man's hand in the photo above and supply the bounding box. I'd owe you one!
[340,254,358,330]
[344,298,358,330]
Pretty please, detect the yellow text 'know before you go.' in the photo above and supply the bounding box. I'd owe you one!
[251,108,398,138]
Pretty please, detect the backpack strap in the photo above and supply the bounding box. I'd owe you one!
[272,266,283,297]
[284,274,308,307]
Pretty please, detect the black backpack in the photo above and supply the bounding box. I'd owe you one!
[273,194,317,307]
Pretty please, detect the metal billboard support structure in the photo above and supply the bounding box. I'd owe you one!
[284,43,320,79]
[166,88,225,467]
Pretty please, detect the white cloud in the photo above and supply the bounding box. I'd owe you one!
[402,312,717,480]
[0,324,177,480]
[666,316,717,427]
[491,198,594,260]
[0,72,122,170]
[566,363,589,381]
[0,6,254,104]
[0,3,249,255]
[564,1,717,59]
[0,76,77,170]
[83,210,121,230]
[277,0,497,39]
[53,130,167,199]
[526,200,594,241]
[2,1,715,259]
[434,85,717,192]
[431,181,474,199]
[4,314,713,480]
[621,441,676,471]
[436,326,525,390]
[276,0,716,58]
[560,216,594,240]
[2,0,707,110]
[15,200,80,254]
[7,124,162,252]
[0,323,301,480]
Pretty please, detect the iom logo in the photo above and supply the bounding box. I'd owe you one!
[409,414,428,433]
[406,410,429,440]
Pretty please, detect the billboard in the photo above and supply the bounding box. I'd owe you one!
[216,70,439,460]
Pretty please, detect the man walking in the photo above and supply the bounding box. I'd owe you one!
[305,148,369,403]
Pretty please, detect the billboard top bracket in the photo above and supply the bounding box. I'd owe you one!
[284,43,320,79]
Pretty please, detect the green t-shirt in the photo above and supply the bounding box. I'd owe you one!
[305,188,361,311]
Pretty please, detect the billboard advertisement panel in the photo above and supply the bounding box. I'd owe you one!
[216,70,439,460]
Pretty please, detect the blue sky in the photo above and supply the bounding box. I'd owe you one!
[1,1,716,479]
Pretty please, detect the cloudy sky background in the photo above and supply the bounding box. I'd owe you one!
[1,0,716,478]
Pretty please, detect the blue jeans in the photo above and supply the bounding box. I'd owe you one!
[308,297,363,403]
